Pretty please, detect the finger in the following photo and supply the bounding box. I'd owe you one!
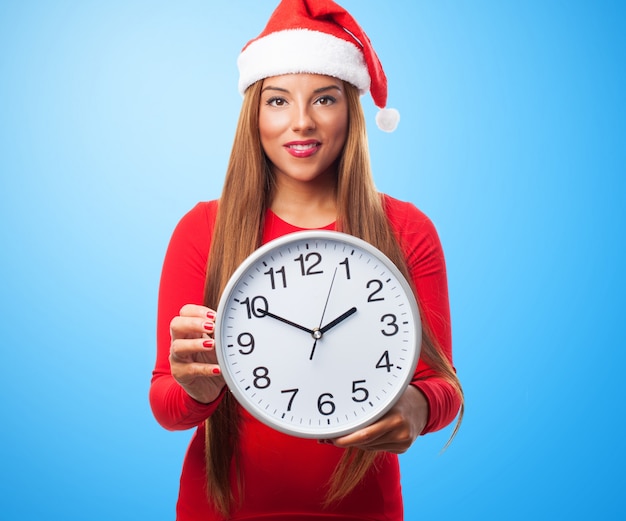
[170,338,218,363]
[173,361,222,379]
[170,315,215,340]
[169,340,222,381]
[330,434,410,454]
[331,411,411,448]
[332,423,388,449]
[170,360,224,390]
[179,304,217,320]
[360,435,413,454]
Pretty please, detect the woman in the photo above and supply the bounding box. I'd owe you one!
[150,1,463,519]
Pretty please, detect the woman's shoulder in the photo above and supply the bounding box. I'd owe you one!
[381,195,446,275]
[382,194,434,230]
[184,199,219,221]
[164,200,220,260]
[174,200,219,232]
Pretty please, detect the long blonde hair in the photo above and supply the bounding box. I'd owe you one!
[203,80,463,516]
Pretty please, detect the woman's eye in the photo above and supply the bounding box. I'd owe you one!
[315,96,336,106]
[266,97,287,107]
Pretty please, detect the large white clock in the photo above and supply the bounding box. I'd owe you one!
[215,230,421,439]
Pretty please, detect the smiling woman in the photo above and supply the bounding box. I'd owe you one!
[149,0,463,519]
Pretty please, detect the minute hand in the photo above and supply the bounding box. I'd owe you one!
[319,307,357,335]
[257,309,315,335]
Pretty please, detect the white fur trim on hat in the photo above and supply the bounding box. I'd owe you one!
[237,29,371,95]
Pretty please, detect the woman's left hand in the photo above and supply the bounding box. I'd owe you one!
[329,385,429,454]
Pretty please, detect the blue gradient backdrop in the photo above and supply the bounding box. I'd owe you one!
[1,1,624,519]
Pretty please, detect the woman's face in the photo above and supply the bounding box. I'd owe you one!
[258,73,349,187]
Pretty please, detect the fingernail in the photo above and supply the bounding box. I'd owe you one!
[212,367,221,375]
[207,310,216,319]
[203,322,214,332]
[203,340,214,348]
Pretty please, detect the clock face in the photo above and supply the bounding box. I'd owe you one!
[215,230,421,439]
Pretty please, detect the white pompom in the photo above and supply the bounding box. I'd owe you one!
[375,108,400,132]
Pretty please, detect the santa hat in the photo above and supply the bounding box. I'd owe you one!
[237,0,400,132]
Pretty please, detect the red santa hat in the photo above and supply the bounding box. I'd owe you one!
[237,0,400,132]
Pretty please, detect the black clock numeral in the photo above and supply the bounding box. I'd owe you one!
[380,313,399,336]
[264,266,287,289]
[339,257,351,280]
[252,366,271,389]
[317,393,336,416]
[281,388,299,411]
[351,380,369,403]
[237,332,255,355]
[366,279,384,302]
[295,252,323,276]
[240,296,269,319]
[376,350,395,373]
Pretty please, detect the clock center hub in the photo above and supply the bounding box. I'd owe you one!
[312,329,323,340]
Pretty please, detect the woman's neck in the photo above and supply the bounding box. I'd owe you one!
[270,178,337,229]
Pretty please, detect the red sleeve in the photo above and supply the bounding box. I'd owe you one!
[149,201,225,431]
[384,196,461,434]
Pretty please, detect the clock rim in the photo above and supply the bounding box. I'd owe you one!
[214,230,421,439]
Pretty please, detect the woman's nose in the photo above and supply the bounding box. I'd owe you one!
[291,105,316,132]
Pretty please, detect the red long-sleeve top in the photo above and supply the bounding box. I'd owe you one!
[150,195,461,520]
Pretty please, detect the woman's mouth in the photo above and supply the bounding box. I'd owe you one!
[284,141,320,158]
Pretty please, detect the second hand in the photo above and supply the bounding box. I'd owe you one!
[310,267,338,361]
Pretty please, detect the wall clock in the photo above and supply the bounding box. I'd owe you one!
[215,230,421,438]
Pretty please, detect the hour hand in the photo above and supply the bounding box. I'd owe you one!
[309,307,358,361]
[256,309,314,335]
[319,307,357,335]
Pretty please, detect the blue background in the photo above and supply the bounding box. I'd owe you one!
[1,1,624,519]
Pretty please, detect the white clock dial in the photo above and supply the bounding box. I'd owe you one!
[215,230,421,439]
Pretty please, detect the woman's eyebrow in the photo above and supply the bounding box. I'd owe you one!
[260,84,343,94]
[261,85,289,94]
[313,85,343,94]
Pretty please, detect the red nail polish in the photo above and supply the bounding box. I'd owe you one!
[203,322,214,332]
[207,310,216,319]
[203,340,214,348]
[212,367,221,375]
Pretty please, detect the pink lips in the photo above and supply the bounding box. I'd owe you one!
[284,140,321,158]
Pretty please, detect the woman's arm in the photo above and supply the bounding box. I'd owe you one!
[401,205,461,434]
[149,202,226,431]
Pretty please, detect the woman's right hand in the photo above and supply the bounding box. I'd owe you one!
[169,304,225,404]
